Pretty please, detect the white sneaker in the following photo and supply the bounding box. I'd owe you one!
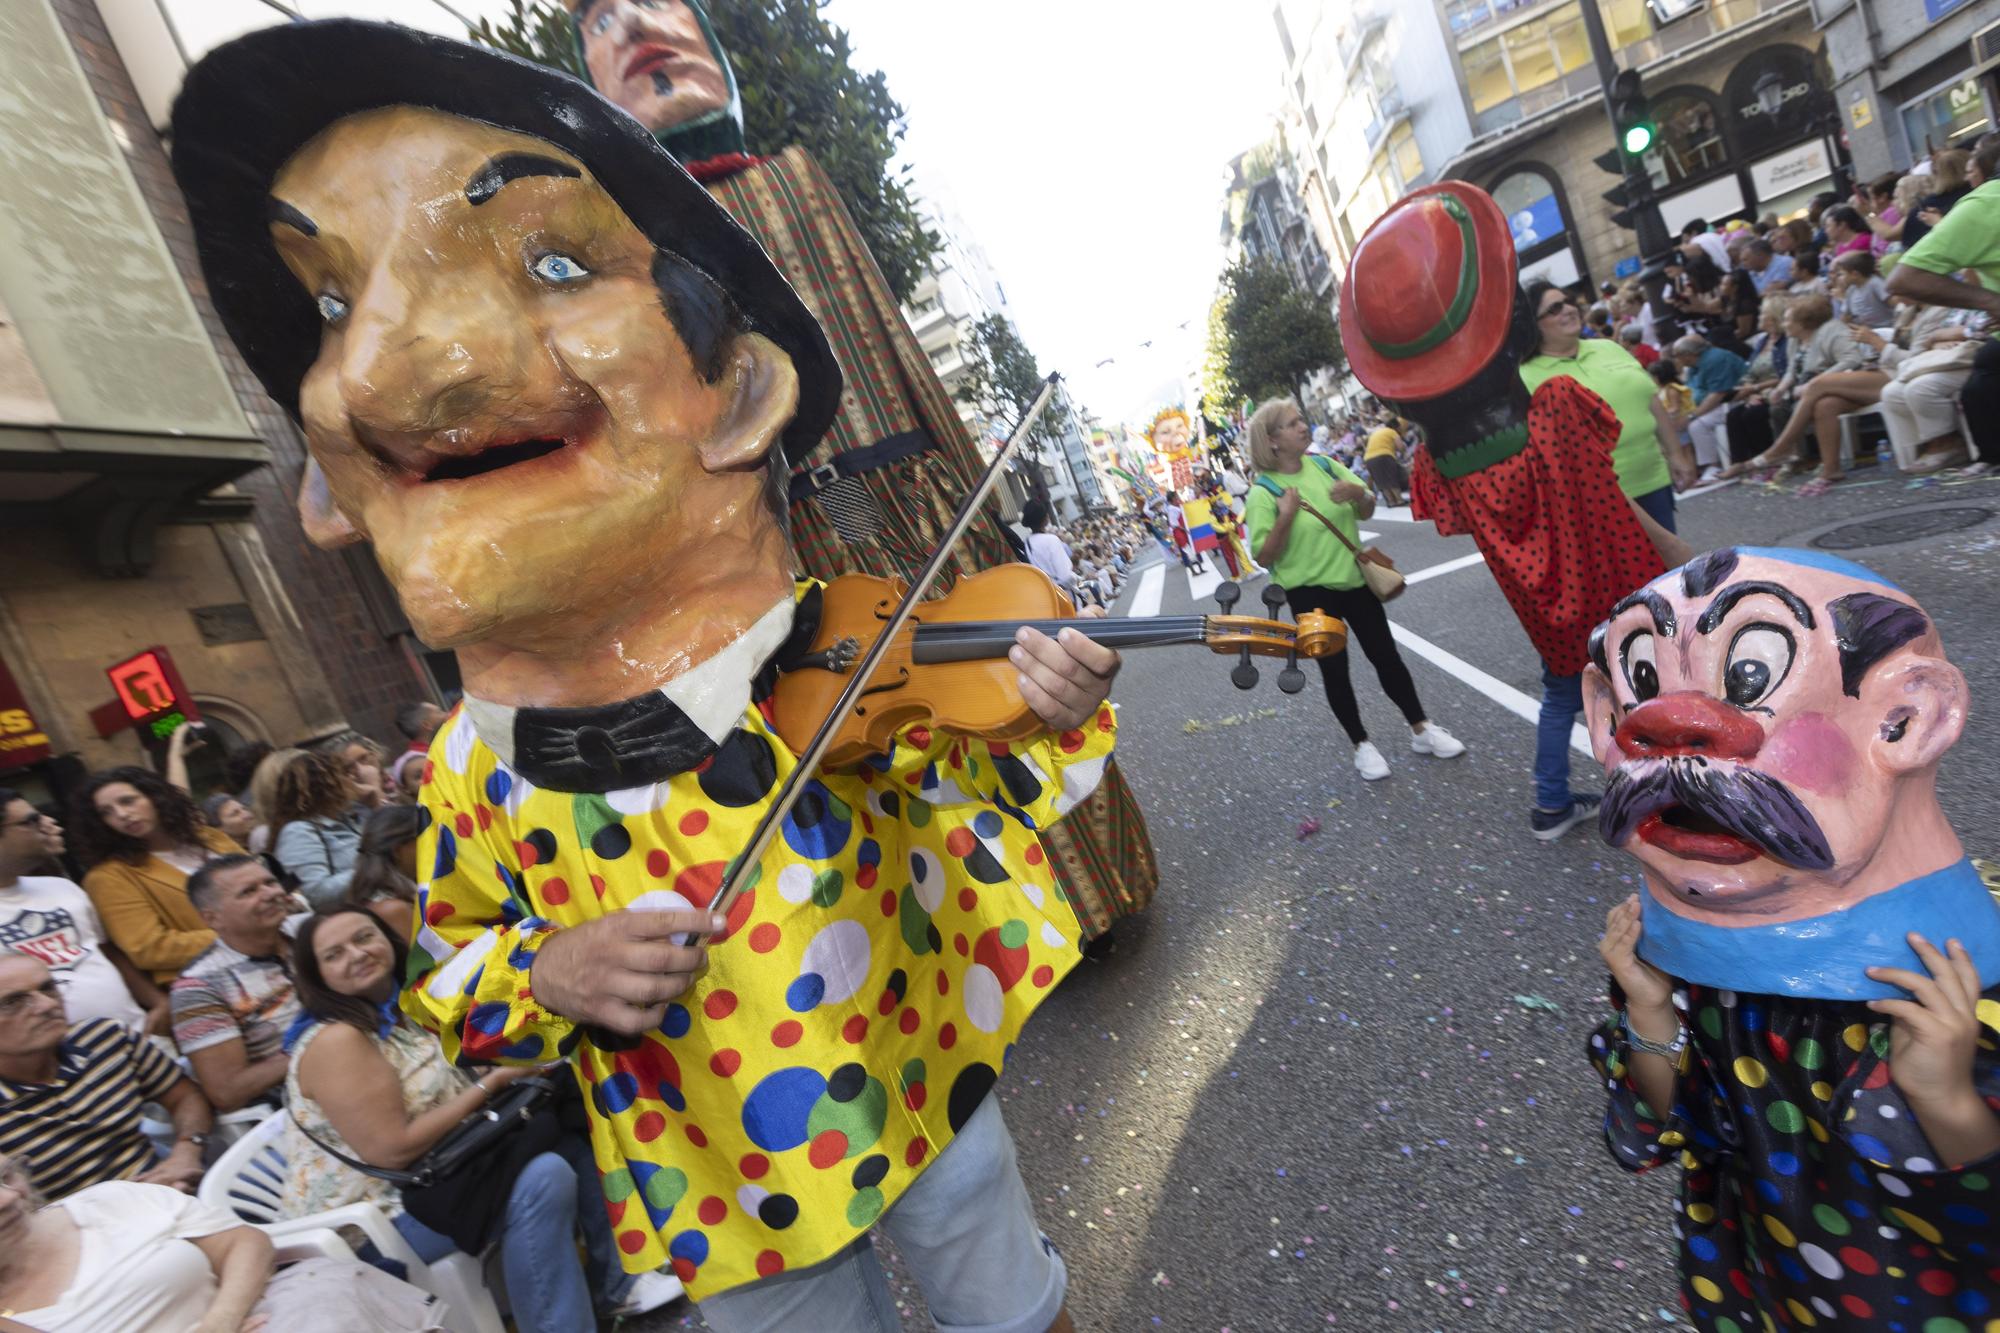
[610,1268,684,1317]
[1353,741,1390,780]
[1697,466,1723,484]
[1410,724,1465,759]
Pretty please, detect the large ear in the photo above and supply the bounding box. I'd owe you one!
[297,457,364,548]
[1862,655,1968,774]
[1581,664,1623,770]
[695,332,800,475]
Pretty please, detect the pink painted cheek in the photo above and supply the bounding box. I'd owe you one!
[1759,712,1859,796]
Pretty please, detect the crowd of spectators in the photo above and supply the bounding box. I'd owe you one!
[1565,135,2000,495]
[0,696,681,1329]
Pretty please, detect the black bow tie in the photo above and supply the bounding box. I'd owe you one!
[512,695,716,792]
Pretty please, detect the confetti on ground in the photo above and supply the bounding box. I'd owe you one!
[1512,994,1563,1015]
[1297,817,1321,840]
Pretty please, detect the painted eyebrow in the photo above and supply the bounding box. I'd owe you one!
[1694,581,1816,635]
[1608,587,1677,637]
[465,153,582,206]
[267,199,318,237]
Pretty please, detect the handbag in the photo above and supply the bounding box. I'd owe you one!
[1256,460,1406,602]
[291,1072,564,1252]
[1894,339,1979,383]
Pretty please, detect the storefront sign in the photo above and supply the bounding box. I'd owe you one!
[0,657,51,771]
[1723,46,1824,157]
[1925,0,1976,22]
[1750,140,1832,202]
[106,646,200,740]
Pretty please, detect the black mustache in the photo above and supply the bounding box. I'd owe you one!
[1601,758,1835,871]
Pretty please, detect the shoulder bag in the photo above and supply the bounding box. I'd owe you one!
[290,1071,565,1253]
[1256,459,1406,602]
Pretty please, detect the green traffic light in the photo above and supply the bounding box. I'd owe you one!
[1623,123,1654,155]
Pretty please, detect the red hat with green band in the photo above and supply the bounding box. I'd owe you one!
[1338,182,1517,402]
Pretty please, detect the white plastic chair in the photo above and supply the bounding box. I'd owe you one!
[200,1112,503,1333]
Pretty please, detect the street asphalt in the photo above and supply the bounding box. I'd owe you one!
[644,465,2000,1332]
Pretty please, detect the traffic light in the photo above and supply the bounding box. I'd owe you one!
[1609,69,1655,158]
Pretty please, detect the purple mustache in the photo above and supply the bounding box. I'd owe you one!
[1600,758,1835,871]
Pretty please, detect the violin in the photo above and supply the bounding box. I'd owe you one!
[771,563,1345,767]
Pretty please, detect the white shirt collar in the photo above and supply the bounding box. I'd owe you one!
[459,595,796,768]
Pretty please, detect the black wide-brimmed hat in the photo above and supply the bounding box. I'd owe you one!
[170,19,838,464]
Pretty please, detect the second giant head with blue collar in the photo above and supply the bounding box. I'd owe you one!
[1580,547,1996,999]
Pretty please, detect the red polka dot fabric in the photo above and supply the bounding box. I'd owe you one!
[1411,377,1665,674]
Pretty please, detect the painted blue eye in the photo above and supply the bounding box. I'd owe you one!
[531,253,591,284]
[315,293,348,324]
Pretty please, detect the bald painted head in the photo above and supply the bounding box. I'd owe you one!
[1581,547,1967,932]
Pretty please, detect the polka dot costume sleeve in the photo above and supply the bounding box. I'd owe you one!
[1408,448,1461,535]
[1586,989,1730,1177]
[1591,980,2000,1330]
[399,696,1114,1301]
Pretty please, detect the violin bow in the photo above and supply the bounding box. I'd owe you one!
[709,375,1062,922]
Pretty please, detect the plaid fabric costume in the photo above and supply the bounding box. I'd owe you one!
[705,150,1157,938]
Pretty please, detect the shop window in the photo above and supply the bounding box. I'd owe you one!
[1549,5,1591,74]
[1503,20,1560,98]
[1493,169,1568,256]
[1900,76,1992,158]
[1651,90,1729,187]
[1463,38,1513,114]
[1390,124,1424,186]
[1598,0,1652,50]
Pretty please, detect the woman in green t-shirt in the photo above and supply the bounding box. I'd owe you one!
[1519,280,1694,531]
[1243,399,1464,783]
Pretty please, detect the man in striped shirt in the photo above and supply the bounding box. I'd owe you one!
[0,953,212,1199]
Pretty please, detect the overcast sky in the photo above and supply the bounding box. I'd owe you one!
[824,1,1283,424]
[435,0,1284,423]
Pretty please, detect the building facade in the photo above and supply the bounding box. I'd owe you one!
[1273,0,1840,298]
[1818,0,1998,181]
[0,0,447,809]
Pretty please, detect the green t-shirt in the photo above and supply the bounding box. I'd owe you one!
[1244,457,1369,592]
[1518,339,1672,500]
[1899,178,2000,295]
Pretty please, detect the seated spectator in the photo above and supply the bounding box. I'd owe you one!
[1725,293,1882,491]
[1899,148,1970,251]
[282,910,678,1328]
[1671,334,1749,482]
[1722,295,1793,470]
[199,793,258,849]
[326,735,394,811]
[75,769,240,985]
[1616,323,1659,367]
[1787,251,1825,296]
[1858,298,1982,473]
[1740,237,1793,294]
[1020,498,1079,596]
[265,751,365,911]
[0,955,211,1199]
[0,1161,445,1331]
[344,805,424,943]
[170,857,302,1113]
[386,702,446,797]
[0,791,161,1034]
[1830,250,1895,326]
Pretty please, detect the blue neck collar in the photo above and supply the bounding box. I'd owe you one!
[1639,858,2000,1000]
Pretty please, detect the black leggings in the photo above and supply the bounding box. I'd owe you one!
[1962,337,2000,465]
[1285,583,1428,745]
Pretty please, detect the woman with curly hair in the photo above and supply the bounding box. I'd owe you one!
[263,750,364,911]
[75,767,241,984]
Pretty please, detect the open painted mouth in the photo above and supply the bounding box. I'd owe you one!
[625,45,679,82]
[1637,806,1762,865]
[424,437,568,483]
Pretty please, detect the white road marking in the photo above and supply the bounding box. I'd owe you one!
[1358,529,1379,541]
[1185,562,1223,603]
[1129,563,1165,618]
[1388,623,1591,756]
[1365,505,1415,523]
[1403,551,1488,585]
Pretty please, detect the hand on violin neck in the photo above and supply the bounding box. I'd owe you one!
[1008,624,1119,732]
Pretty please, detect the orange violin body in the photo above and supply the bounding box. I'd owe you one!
[770,563,1344,767]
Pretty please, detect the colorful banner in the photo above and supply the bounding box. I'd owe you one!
[1182,496,1220,552]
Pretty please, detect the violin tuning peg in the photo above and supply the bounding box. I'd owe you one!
[1214,581,1241,612]
[1278,666,1307,694]
[1230,662,1260,690]
[1261,583,1288,615]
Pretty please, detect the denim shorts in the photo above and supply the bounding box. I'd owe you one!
[694,1093,1066,1333]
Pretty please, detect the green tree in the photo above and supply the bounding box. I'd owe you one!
[466,0,941,302]
[954,313,1060,500]
[1204,258,1344,415]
